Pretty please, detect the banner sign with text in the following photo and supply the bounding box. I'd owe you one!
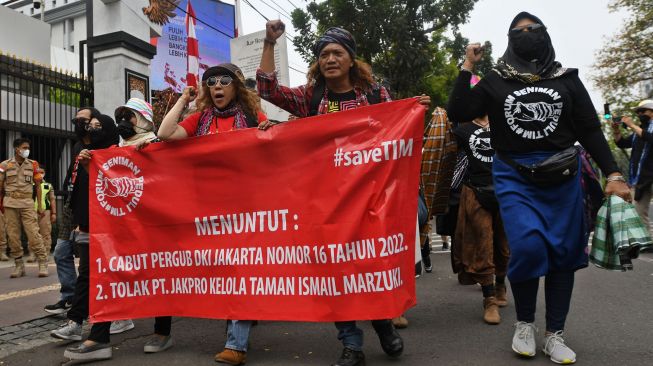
[89,99,424,322]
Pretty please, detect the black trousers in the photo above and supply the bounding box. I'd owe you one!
[511,271,575,332]
[67,242,89,325]
[88,317,172,343]
[88,322,111,343]
[154,316,172,336]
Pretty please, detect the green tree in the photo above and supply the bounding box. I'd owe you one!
[49,85,81,107]
[291,0,480,105]
[593,0,653,107]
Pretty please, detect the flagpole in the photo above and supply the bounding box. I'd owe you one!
[234,0,243,37]
[185,0,199,88]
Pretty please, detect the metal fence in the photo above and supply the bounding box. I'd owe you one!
[0,52,93,193]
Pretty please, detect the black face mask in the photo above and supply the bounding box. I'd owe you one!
[75,125,87,140]
[88,127,107,147]
[73,118,89,140]
[638,114,651,124]
[116,119,137,139]
[510,30,548,61]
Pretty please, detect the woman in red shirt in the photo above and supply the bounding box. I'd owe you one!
[159,63,267,139]
[158,63,266,366]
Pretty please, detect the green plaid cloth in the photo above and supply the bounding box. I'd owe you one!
[590,195,653,271]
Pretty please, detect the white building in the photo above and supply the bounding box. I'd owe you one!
[2,0,87,72]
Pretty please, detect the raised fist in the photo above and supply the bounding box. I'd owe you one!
[266,20,286,41]
[465,43,484,65]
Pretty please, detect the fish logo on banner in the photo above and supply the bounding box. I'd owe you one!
[95,157,144,217]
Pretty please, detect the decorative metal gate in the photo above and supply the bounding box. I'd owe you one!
[0,52,93,193]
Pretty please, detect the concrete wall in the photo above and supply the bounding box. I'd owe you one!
[94,0,161,40]
[92,47,151,114]
[50,14,86,51]
[0,5,51,64]
[51,46,80,73]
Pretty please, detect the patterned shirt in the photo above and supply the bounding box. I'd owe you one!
[420,107,458,243]
[256,69,392,117]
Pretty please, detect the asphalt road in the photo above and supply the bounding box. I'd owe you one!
[1,248,652,366]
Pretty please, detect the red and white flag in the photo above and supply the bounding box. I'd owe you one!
[185,0,199,88]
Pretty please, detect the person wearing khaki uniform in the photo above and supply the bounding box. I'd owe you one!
[0,211,8,261]
[0,138,48,278]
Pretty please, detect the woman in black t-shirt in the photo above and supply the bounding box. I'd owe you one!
[452,115,510,326]
[447,12,630,365]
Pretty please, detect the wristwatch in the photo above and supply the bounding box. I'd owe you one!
[606,175,626,183]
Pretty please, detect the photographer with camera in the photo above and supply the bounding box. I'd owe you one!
[613,99,653,230]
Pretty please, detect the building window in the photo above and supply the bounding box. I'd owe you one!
[30,8,34,15]
[52,1,56,7]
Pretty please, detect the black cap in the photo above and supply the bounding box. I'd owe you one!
[202,63,245,83]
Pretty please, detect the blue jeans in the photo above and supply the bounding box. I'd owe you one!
[335,321,364,351]
[335,320,393,351]
[53,238,77,302]
[225,320,252,352]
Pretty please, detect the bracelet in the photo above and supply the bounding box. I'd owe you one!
[606,175,626,183]
[460,65,474,73]
[264,38,276,45]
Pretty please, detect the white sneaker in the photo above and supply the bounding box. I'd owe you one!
[110,319,135,334]
[51,320,82,341]
[512,321,537,357]
[543,331,577,364]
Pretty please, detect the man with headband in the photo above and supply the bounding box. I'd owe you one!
[257,20,429,119]
[257,20,430,366]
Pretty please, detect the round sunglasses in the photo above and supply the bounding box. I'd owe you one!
[205,75,234,87]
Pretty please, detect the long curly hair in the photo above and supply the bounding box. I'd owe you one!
[306,59,376,92]
[195,77,260,117]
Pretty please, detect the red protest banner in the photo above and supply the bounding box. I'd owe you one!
[89,99,424,322]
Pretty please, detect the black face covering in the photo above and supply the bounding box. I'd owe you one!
[638,114,651,124]
[510,30,549,62]
[88,127,107,146]
[88,114,119,149]
[497,12,562,79]
[75,125,87,140]
[73,118,89,140]
[116,119,137,139]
